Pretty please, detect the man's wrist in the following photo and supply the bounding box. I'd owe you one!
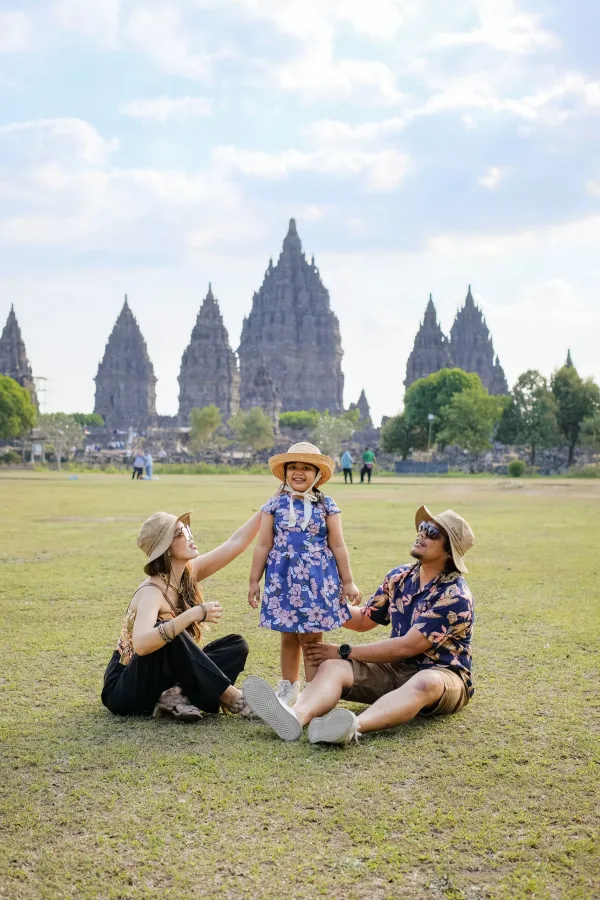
[338,643,352,660]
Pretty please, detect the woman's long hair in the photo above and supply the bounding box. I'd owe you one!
[146,553,205,643]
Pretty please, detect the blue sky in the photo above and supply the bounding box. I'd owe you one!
[1,0,599,422]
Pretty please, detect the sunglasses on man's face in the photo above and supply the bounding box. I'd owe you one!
[418,521,442,541]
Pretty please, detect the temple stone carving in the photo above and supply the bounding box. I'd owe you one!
[242,358,281,434]
[94,297,157,430]
[449,287,509,395]
[350,389,372,426]
[404,295,453,389]
[238,219,344,414]
[178,285,240,425]
[0,306,38,408]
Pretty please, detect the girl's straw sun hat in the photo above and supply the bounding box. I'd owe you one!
[268,442,335,487]
[137,511,192,574]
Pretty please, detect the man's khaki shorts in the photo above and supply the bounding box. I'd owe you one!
[342,660,469,716]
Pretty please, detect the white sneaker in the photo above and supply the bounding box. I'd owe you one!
[308,708,360,746]
[275,679,300,706]
[242,676,303,742]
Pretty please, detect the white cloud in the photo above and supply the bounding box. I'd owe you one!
[479,165,505,188]
[120,96,214,122]
[212,144,410,191]
[0,11,35,52]
[125,6,224,80]
[0,118,118,166]
[434,0,558,53]
[52,0,122,45]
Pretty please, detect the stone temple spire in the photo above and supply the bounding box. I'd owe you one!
[349,389,372,426]
[242,357,281,434]
[404,294,453,390]
[94,296,157,430]
[449,286,508,395]
[238,218,344,414]
[0,305,38,408]
[565,349,574,368]
[178,284,240,425]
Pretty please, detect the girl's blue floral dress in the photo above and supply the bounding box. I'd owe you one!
[259,493,351,634]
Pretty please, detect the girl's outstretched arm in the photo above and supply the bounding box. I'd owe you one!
[326,514,362,605]
[248,512,274,608]
[190,510,262,582]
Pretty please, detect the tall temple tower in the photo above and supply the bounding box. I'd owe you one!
[449,287,508,395]
[178,285,240,425]
[94,297,157,430]
[404,295,453,390]
[0,306,38,408]
[349,389,373,426]
[238,219,344,414]
[242,358,282,433]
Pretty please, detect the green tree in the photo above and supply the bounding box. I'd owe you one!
[404,368,483,449]
[311,411,356,459]
[279,409,320,432]
[380,414,413,459]
[551,365,600,465]
[438,386,507,458]
[228,408,274,459]
[72,413,105,428]
[189,405,222,451]
[581,412,600,452]
[38,413,84,470]
[495,395,520,445]
[511,370,559,466]
[0,375,36,439]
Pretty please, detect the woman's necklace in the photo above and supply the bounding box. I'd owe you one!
[158,572,184,596]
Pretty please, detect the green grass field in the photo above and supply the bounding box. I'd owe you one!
[1,472,599,899]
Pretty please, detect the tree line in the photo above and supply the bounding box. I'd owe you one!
[381,362,600,466]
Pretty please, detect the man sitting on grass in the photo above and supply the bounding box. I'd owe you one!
[243,505,475,745]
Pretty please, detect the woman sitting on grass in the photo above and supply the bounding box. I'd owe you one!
[101,509,261,721]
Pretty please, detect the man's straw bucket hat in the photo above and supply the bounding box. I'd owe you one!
[137,511,192,574]
[268,442,335,488]
[415,505,475,574]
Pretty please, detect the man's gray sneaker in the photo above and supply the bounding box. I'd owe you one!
[242,675,303,742]
[308,708,360,745]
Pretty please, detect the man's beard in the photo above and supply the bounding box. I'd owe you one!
[409,547,422,561]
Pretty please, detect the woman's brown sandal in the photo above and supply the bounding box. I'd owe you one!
[221,694,255,718]
[153,686,204,723]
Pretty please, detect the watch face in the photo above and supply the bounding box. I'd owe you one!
[340,644,351,657]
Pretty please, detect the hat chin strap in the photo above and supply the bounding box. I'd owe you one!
[284,470,320,531]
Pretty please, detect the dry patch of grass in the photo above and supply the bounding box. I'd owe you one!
[1,473,599,899]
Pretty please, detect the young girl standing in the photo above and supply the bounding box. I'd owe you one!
[248,442,361,706]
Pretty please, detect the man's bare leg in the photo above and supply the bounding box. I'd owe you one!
[356,671,445,734]
[292,659,354,726]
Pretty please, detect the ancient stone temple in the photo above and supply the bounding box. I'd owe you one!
[238,219,344,414]
[94,297,157,430]
[449,287,508,395]
[178,285,240,425]
[242,358,281,434]
[0,306,38,408]
[350,389,372,426]
[404,295,453,390]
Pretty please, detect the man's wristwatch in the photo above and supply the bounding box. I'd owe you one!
[338,643,352,660]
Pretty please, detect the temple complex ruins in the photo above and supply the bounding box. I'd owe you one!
[0,306,38,408]
[405,287,508,395]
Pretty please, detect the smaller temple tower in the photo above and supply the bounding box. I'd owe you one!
[0,306,38,408]
[404,295,453,390]
[94,297,157,431]
[178,285,240,425]
[350,389,373,427]
[449,287,508,395]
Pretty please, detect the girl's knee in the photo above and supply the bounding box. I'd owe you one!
[298,633,323,646]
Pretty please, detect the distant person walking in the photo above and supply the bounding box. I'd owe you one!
[144,451,153,480]
[132,453,145,480]
[341,450,353,484]
[360,447,376,484]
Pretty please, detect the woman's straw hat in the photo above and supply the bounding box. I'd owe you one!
[268,442,335,488]
[415,505,475,574]
[137,511,192,573]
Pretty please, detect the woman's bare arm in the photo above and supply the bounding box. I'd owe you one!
[248,512,274,608]
[190,510,262,582]
[131,586,213,656]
